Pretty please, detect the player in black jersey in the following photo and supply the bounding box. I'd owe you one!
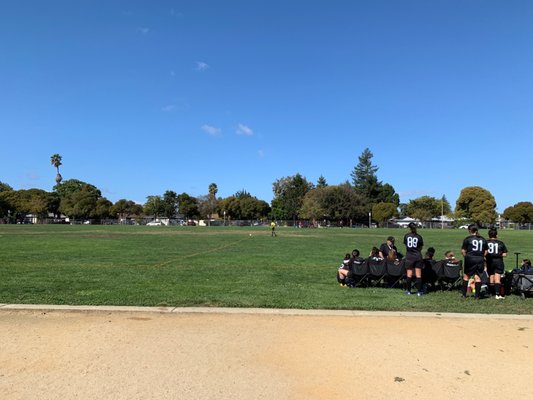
[403,222,424,296]
[461,224,488,298]
[486,228,508,299]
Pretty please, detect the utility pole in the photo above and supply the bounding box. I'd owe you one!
[441,195,444,230]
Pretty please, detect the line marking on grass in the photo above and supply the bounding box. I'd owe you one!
[152,236,250,268]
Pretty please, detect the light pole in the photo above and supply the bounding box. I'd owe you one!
[223,210,226,226]
[441,196,444,230]
[368,212,372,228]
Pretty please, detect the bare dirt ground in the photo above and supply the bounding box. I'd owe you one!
[1,308,532,400]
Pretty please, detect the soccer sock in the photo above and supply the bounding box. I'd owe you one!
[406,277,412,292]
[495,283,501,296]
[415,278,422,293]
[462,280,469,297]
[475,282,482,297]
[488,283,495,296]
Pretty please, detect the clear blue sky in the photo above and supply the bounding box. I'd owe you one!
[2,1,532,212]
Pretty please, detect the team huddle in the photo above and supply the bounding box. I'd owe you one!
[337,223,508,298]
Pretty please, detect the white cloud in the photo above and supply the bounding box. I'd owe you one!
[196,61,209,71]
[236,123,254,136]
[162,105,176,112]
[201,124,221,136]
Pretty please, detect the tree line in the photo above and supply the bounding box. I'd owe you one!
[1,150,532,226]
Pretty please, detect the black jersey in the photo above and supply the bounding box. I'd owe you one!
[462,235,488,257]
[403,232,423,257]
[486,239,508,260]
[379,242,397,258]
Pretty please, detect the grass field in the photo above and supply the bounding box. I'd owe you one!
[1,224,533,314]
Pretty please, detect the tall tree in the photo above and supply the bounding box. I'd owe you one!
[272,173,314,222]
[162,190,178,219]
[406,196,448,222]
[502,202,533,224]
[372,202,397,226]
[300,188,327,222]
[204,183,219,225]
[351,148,380,198]
[455,186,497,226]
[316,175,328,188]
[0,189,58,222]
[218,194,270,221]
[53,179,102,220]
[54,179,101,199]
[218,196,241,219]
[111,199,143,220]
[350,148,400,211]
[0,181,13,193]
[376,183,400,206]
[94,198,113,220]
[0,195,8,220]
[208,183,218,198]
[300,184,365,224]
[59,186,100,220]
[144,196,164,219]
[176,193,199,220]
[50,154,63,185]
[235,189,251,199]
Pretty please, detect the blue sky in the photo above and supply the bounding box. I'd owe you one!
[1,1,532,212]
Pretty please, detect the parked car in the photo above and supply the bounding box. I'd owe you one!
[146,220,163,226]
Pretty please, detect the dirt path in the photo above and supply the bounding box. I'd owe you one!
[1,308,532,399]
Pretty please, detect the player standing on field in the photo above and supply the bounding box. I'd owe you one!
[486,228,508,299]
[461,224,488,299]
[404,222,424,296]
[270,221,277,237]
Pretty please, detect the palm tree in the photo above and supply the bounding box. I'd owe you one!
[207,183,218,226]
[50,154,63,185]
[208,183,218,199]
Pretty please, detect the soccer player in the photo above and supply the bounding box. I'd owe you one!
[486,228,508,299]
[337,253,351,287]
[379,236,398,261]
[404,222,424,296]
[461,224,488,299]
[270,221,277,237]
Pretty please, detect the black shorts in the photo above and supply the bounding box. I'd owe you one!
[486,259,504,275]
[464,255,484,277]
[404,255,423,270]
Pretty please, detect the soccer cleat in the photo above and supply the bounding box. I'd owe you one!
[495,295,503,300]
[417,292,424,297]
[405,291,412,295]
[340,283,346,288]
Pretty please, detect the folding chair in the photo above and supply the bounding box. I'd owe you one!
[432,260,444,282]
[438,260,463,291]
[512,273,533,299]
[422,259,438,292]
[386,259,405,288]
[366,257,387,287]
[347,257,368,287]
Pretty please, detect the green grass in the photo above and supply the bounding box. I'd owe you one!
[1,224,533,314]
